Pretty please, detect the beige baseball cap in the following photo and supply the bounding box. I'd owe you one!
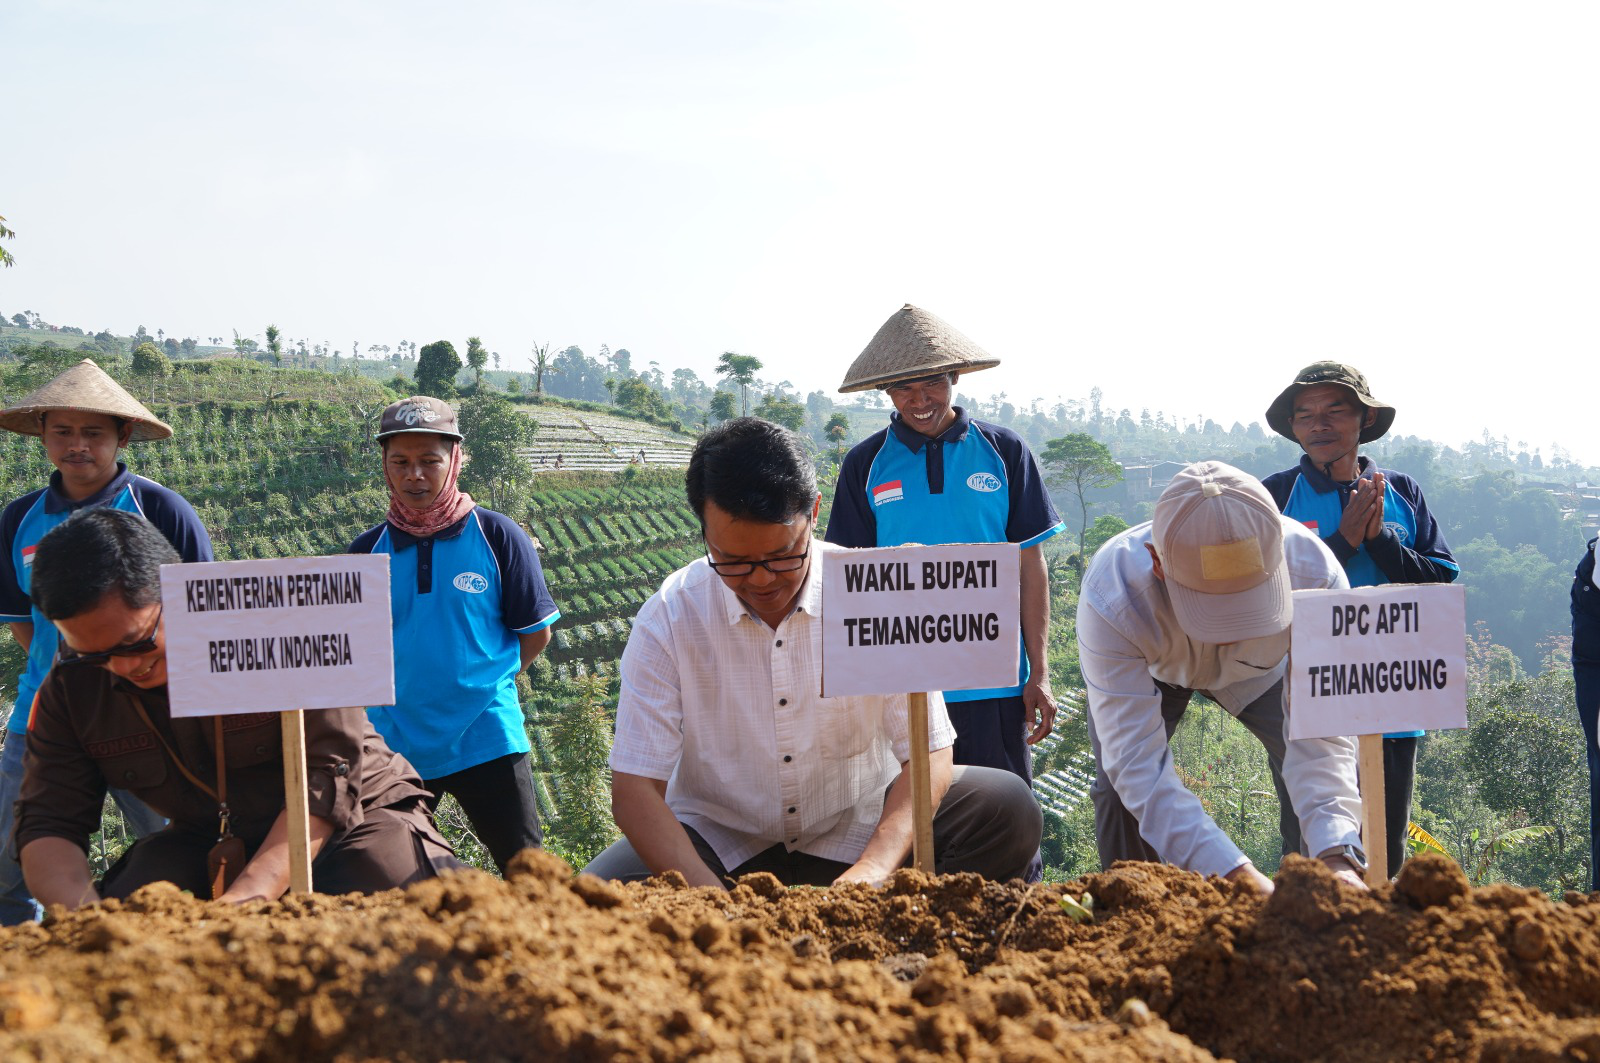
[1152,461,1291,643]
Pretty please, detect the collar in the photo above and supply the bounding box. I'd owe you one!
[386,509,473,550]
[43,462,133,515]
[717,540,826,626]
[888,405,972,453]
[1296,453,1373,493]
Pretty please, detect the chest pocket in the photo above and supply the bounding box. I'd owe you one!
[93,745,169,790]
[819,699,880,760]
[221,715,281,768]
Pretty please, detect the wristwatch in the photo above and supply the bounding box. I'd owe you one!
[1316,844,1368,872]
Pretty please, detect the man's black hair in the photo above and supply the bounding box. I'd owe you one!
[685,417,817,525]
[30,508,177,621]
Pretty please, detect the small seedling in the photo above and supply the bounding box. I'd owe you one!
[1059,892,1095,923]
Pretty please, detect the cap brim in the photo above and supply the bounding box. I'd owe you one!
[1165,559,1293,644]
[376,427,462,440]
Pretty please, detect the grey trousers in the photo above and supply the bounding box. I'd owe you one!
[583,765,1042,885]
[1088,679,1300,870]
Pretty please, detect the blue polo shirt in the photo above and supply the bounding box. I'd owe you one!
[0,464,214,728]
[825,407,1063,702]
[1263,455,1458,739]
[350,507,560,779]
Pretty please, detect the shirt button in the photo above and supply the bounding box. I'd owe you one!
[124,770,136,782]
[775,639,783,647]
[778,698,788,706]
[255,745,269,756]
[790,838,798,844]
[787,806,796,814]
[335,763,350,777]
[783,755,792,763]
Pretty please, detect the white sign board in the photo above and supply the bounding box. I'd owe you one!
[159,555,394,719]
[1288,584,1467,740]
[821,542,1019,698]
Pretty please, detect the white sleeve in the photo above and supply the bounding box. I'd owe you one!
[608,601,684,781]
[1077,597,1250,878]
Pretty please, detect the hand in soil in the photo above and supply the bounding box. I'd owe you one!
[1224,862,1274,894]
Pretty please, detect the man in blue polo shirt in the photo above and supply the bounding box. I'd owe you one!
[350,395,560,874]
[825,306,1062,878]
[0,359,214,924]
[1262,362,1458,875]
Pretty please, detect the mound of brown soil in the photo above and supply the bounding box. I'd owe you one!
[2,852,1598,1061]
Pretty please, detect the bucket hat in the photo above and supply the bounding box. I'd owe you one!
[838,304,1001,393]
[1152,462,1291,644]
[377,396,462,440]
[1265,361,1395,443]
[0,359,172,441]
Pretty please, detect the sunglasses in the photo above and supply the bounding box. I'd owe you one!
[58,606,163,668]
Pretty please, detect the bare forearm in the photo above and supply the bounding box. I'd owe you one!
[611,772,724,889]
[1019,545,1050,675]
[519,628,553,670]
[218,811,335,904]
[20,837,99,910]
[839,747,953,884]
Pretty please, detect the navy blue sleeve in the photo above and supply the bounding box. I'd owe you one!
[1259,468,1297,513]
[977,422,1062,547]
[1366,469,1458,584]
[823,432,883,548]
[1572,542,1600,716]
[478,509,560,633]
[131,479,214,563]
[0,491,43,621]
[348,523,385,555]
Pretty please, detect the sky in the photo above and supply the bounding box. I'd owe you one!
[4,1,1597,462]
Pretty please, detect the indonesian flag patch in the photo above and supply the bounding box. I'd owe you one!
[20,545,36,568]
[872,480,904,506]
[1301,521,1319,533]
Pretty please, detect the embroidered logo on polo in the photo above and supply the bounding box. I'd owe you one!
[871,481,904,506]
[1385,521,1409,543]
[966,472,1002,493]
[453,572,489,593]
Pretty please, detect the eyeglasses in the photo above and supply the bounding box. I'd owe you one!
[703,521,813,577]
[58,606,163,668]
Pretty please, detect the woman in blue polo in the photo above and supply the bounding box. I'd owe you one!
[350,396,560,873]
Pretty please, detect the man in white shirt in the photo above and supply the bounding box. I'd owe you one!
[1078,461,1367,893]
[584,418,1041,887]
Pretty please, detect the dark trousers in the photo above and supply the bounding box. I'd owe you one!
[99,798,458,900]
[423,751,543,875]
[1089,680,1301,869]
[946,695,1042,882]
[1382,735,1419,874]
[1574,610,1600,891]
[582,765,1042,886]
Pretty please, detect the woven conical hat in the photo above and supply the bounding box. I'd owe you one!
[838,304,1002,393]
[0,359,172,441]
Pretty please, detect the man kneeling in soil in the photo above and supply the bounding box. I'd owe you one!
[13,509,458,908]
[584,418,1041,887]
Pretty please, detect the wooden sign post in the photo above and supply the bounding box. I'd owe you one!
[159,555,395,895]
[1289,585,1467,887]
[821,542,1021,875]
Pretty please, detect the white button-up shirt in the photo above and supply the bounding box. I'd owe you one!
[610,541,956,870]
[1077,517,1363,878]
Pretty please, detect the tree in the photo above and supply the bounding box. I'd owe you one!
[466,335,488,389]
[716,351,762,416]
[755,392,806,432]
[1042,433,1123,557]
[614,376,672,420]
[0,214,15,268]
[709,390,737,424]
[415,340,462,398]
[265,324,283,367]
[131,342,172,402]
[543,674,620,865]
[458,392,538,512]
[825,411,851,463]
[531,341,552,398]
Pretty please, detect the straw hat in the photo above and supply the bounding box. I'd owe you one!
[838,304,1001,393]
[0,359,173,441]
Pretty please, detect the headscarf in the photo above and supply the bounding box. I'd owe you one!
[384,438,477,538]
